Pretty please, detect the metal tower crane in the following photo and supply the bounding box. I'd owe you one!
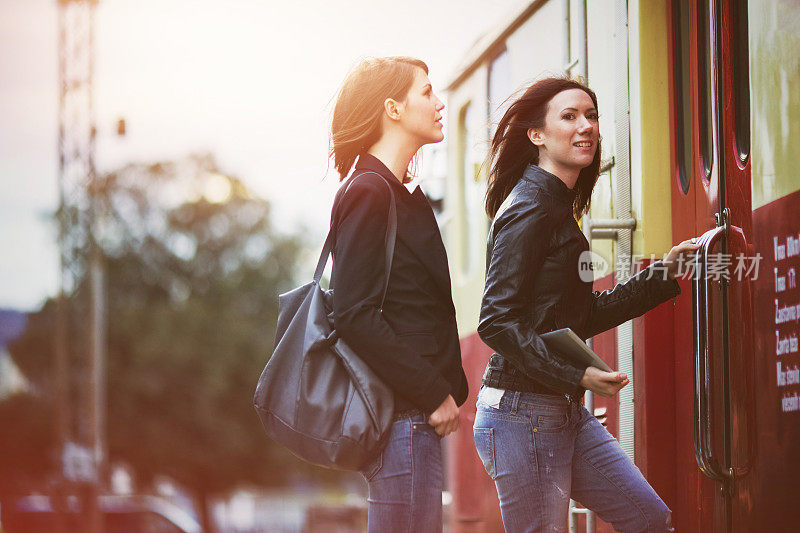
[55,0,105,531]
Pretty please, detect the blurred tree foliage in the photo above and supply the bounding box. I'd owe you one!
[4,154,335,515]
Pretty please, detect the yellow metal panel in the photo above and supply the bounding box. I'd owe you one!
[445,69,489,337]
[750,0,800,209]
[632,0,674,257]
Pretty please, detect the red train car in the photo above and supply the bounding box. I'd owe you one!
[427,1,800,531]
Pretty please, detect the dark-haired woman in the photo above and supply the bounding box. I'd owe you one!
[473,77,697,532]
[329,57,468,533]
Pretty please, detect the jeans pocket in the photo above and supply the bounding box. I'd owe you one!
[473,427,497,479]
[536,413,569,432]
[412,419,443,440]
[476,386,504,410]
[360,451,383,482]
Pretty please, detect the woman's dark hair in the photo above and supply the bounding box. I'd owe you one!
[330,56,428,182]
[484,77,602,219]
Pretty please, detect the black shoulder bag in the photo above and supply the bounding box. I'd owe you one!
[253,172,396,470]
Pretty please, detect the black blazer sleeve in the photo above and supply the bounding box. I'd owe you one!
[331,176,452,413]
[478,192,586,395]
[583,262,681,338]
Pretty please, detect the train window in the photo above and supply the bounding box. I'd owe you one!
[487,49,510,235]
[673,0,692,194]
[458,101,485,276]
[697,0,722,179]
[698,0,714,180]
[458,102,473,274]
[732,0,750,163]
[488,48,511,138]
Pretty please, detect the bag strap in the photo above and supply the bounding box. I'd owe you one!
[313,171,398,309]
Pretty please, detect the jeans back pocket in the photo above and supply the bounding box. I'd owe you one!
[473,427,497,479]
[360,451,383,482]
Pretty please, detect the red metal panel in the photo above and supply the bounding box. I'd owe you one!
[666,0,718,529]
[670,275,712,533]
[631,258,678,521]
[447,332,503,533]
[574,273,618,533]
[666,0,758,529]
[590,273,620,444]
[713,0,757,529]
[666,0,697,238]
[750,190,800,529]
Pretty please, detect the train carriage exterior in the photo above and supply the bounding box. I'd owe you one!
[427,1,800,531]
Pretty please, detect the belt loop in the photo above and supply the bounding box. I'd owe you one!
[510,391,521,415]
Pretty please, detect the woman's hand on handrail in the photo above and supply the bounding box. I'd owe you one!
[580,367,629,397]
[663,238,702,280]
[428,395,460,437]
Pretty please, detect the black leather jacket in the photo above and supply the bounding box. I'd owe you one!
[478,164,681,397]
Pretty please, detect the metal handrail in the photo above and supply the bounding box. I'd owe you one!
[692,224,732,483]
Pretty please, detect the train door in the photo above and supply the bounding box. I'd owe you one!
[668,0,757,531]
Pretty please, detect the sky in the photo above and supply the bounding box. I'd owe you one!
[0,0,521,311]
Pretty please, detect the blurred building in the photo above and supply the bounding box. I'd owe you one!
[0,309,29,399]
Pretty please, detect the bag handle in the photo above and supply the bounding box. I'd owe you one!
[313,171,398,309]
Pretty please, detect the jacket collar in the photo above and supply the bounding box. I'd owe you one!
[522,164,577,206]
[354,153,453,305]
[355,154,432,203]
[355,153,410,195]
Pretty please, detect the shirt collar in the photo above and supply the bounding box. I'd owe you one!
[522,164,578,205]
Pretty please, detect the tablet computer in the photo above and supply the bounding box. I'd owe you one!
[540,328,613,372]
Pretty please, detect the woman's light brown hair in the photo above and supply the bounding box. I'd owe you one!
[330,56,428,182]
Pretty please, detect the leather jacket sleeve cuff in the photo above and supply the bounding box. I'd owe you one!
[648,261,681,301]
[566,365,587,397]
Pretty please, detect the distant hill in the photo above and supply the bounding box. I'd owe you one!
[0,309,27,350]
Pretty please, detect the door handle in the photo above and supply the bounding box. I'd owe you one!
[692,207,753,484]
[692,212,754,490]
[692,224,730,483]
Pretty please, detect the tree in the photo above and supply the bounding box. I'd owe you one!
[5,153,327,531]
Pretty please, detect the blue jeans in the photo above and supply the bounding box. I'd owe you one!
[360,411,443,533]
[473,387,673,533]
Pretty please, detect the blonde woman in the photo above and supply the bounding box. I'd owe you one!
[329,57,468,532]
